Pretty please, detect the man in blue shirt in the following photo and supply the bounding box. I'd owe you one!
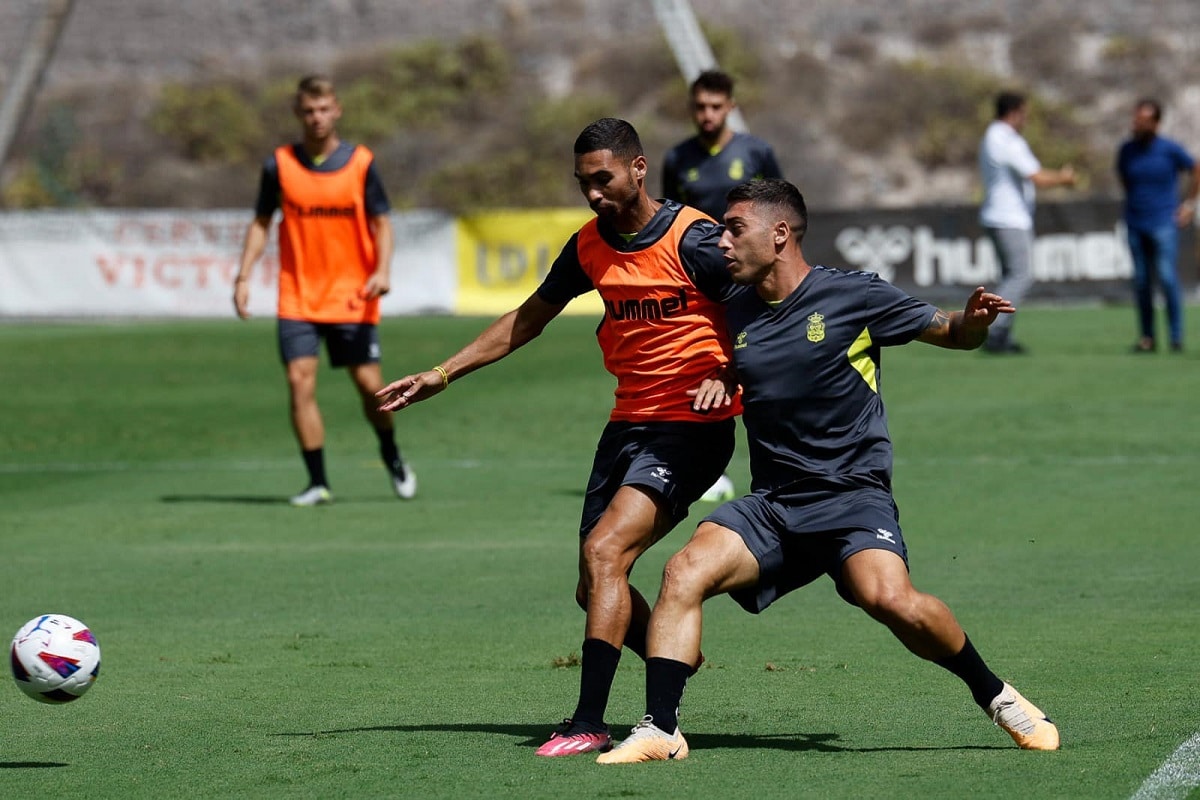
[1117,98,1200,353]
[598,179,1059,764]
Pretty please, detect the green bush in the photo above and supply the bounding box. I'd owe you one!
[425,93,620,213]
[336,36,514,144]
[837,60,1000,167]
[911,65,1000,167]
[525,94,620,151]
[1,164,56,208]
[703,22,763,100]
[335,81,402,143]
[0,104,121,207]
[150,84,264,162]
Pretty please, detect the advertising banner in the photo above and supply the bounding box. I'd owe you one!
[809,200,1197,305]
[454,208,602,316]
[0,209,457,318]
[2,202,1194,318]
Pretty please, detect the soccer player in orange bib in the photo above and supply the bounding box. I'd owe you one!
[234,75,415,506]
[377,119,739,757]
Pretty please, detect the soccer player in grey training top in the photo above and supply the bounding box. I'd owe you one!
[599,179,1059,764]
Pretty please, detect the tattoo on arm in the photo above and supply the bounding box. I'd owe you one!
[925,309,952,343]
[922,309,984,349]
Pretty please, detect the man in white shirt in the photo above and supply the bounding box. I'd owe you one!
[978,92,1076,353]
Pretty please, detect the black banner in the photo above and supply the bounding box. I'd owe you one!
[805,200,1198,305]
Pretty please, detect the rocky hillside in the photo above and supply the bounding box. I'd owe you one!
[2,0,1198,210]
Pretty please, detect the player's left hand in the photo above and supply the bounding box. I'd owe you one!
[962,286,1015,330]
[232,281,251,319]
[361,272,392,300]
[1175,201,1196,228]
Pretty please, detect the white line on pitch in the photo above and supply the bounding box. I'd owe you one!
[1131,732,1200,800]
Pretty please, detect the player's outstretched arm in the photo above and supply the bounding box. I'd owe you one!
[916,286,1015,350]
[376,292,566,412]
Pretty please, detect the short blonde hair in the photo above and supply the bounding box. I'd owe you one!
[294,75,336,109]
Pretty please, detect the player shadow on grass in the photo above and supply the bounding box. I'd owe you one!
[0,762,69,769]
[272,723,1004,753]
[158,494,402,505]
[160,494,291,505]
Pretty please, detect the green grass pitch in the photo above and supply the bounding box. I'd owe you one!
[1,304,1198,798]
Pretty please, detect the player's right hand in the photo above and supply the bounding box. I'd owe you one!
[376,371,446,411]
[686,365,739,413]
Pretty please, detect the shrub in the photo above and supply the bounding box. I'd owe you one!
[1,164,56,208]
[836,60,999,165]
[150,84,264,162]
[425,93,620,213]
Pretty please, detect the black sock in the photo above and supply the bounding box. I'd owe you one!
[571,639,621,730]
[301,448,328,488]
[375,428,403,476]
[374,429,403,479]
[934,635,1004,709]
[645,657,693,733]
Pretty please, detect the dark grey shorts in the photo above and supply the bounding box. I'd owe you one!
[578,418,736,538]
[277,319,381,367]
[704,485,909,613]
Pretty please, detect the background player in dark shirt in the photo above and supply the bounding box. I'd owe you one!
[662,69,782,503]
[599,179,1059,764]
[661,69,783,221]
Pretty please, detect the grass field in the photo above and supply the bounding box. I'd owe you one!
[2,305,1198,799]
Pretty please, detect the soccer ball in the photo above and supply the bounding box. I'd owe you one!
[10,614,101,704]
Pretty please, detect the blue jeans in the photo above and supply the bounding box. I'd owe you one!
[1127,224,1183,345]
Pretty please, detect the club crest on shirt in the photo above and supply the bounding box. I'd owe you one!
[734,330,748,350]
[728,158,745,181]
[806,313,825,343]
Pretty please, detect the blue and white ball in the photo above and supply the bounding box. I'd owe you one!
[10,614,101,704]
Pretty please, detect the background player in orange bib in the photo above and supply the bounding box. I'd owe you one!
[234,75,415,506]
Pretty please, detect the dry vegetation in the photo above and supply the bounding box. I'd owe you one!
[3,10,1198,212]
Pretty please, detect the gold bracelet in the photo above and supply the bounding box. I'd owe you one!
[432,365,449,388]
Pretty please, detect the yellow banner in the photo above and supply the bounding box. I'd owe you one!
[454,209,605,316]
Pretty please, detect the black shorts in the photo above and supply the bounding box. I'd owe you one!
[705,485,909,614]
[278,319,381,368]
[578,418,736,538]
